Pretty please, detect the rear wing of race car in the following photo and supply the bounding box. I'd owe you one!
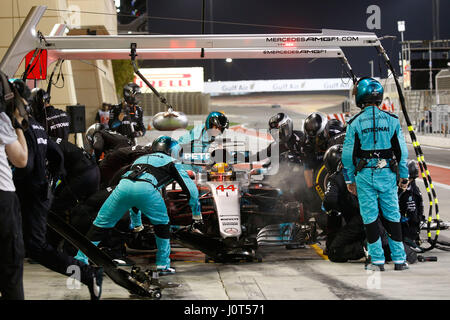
[0,5,440,251]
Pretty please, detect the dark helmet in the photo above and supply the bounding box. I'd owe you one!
[85,123,105,146]
[29,88,50,123]
[353,77,384,108]
[30,87,50,105]
[151,135,182,158]
[407,160,419,179]
[323,144,343,174]
[324,119,345,140]
[123,82,142,105]
[10,79,31,102]
[268,112,293,143]
[205,111,229,133]
[303,112,328,138]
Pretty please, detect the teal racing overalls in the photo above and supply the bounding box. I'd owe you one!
[342,106,409,265]
[76,152,201,269]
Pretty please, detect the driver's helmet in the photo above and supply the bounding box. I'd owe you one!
[205,111,229,133]
[85,123,105,146]
[210,162,233,181]
[268,112,293,143]
[123,82,142,105]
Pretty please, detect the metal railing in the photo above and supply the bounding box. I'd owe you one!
[416,105,450,137]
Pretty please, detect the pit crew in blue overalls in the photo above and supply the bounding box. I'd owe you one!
[75,136,202,275]
[178,111,229,154]
[342,77,410,271]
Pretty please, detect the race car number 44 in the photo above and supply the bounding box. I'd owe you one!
[216,185,238,192]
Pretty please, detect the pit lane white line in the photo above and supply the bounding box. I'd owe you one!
[407,143,450,151]
[416,179,450,190]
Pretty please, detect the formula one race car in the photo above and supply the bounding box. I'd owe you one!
[165,142,319,263]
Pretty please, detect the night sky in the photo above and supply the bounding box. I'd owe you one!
[129,0,450,81]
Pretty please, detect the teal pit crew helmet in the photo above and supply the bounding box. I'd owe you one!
[353,77,384,108]
[152,135,183,159]
[205,111,229,133]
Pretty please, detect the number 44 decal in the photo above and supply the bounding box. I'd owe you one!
[216,185,238,192]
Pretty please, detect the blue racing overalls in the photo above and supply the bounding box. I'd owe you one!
[76,152,201,269]
[342,106,409,265]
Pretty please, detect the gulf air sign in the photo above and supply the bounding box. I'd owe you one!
[135,67,204,92]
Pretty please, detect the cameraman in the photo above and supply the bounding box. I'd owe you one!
[0,76,28,299]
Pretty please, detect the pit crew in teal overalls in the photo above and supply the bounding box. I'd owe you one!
[342,77,410,271]
[75,136,202,275]
[178,111,229,157]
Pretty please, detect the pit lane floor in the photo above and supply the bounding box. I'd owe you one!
[22,180,450,300]
[22,229,450,300]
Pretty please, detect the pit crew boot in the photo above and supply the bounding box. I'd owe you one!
[364,255,385,271]
[394,262,409,271]
[365,263,385,272]
[88,267,104,300]
[156,267,176,276]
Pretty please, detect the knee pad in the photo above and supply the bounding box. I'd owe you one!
[86,225,111,242]
[365,220,381,244]
[154,224,170,239]
[382,220,403,242]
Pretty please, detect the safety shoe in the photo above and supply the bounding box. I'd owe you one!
[365,264,385,272]
[394,262,409,271]
[113,257,136,267]
[88,267,104,300]
[156,267,176,276]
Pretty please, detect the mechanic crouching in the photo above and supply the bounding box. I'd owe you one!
[322,144,366,262]
[50,137,100,217]
[342,77,409,272]
[398,160,424,247]
[75,136,202,275]
[85,123,131,162]
[98,144,153,188]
